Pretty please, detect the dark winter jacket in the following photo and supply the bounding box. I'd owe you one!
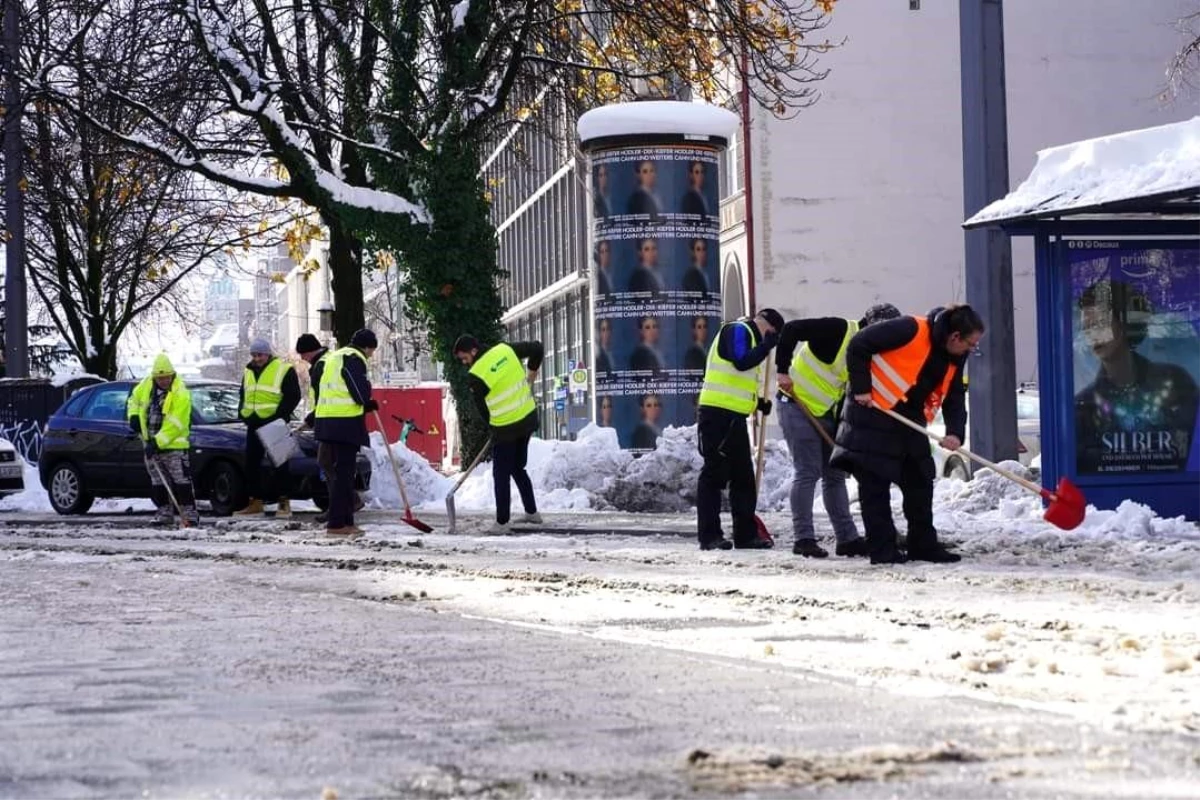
[237,357,302,430]
[465,341,544,443]
[313,347,373,447]
[830,307,969,483]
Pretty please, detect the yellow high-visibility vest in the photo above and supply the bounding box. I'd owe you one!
[469,343,536,427]
[127,375,192,450]
[788,320,858,416]
[315,347,367,419]
[241,358,293,419]
[698,320,760,416]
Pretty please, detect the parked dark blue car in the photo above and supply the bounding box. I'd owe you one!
[38,380,372,516]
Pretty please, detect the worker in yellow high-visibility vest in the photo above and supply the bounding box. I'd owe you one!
[695,308,784,551]
[126,353,197,527]
[314,329,378,537]
[774,304,900,559]
[234,338,301,518]
[296,332,364,524]
[453,334,544,533]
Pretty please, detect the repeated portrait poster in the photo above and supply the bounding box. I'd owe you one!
[591,145,723,452]
[1067,240,1200,476]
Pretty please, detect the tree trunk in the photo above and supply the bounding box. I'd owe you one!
[404,139,505,465]
[83,341,119,380]
[324,214,365,347]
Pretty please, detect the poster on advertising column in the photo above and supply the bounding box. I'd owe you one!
[1068,240,1200,476]
[591,145,723,452]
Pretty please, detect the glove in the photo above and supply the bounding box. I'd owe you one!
[757,397,773,417]
[363,399,379,413]
[304,411,315,428]
[128,417,140,435]
[144,439,158,456]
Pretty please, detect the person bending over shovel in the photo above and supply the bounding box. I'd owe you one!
[831,305,984,564]
[775,303,902,559]
[453,334,544,533]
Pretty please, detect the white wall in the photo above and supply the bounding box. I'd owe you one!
[749,0,1195,383]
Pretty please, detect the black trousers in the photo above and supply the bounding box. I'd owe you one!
[856,451,938,558]
[492,432,537,524]
[696,407,757,545]
[244,426,291,501]
[320,441,360,529]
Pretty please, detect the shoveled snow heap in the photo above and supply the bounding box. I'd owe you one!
[362,424,1197,548]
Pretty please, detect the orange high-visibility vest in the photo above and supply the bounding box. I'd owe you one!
[869,317,957,423]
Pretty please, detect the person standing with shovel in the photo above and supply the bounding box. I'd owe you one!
[775,303,902,559]
[452,334,544,533]
[314,329,377,538]
[127,353,199,528]
[695,308,783,551]
[831,305,985,564]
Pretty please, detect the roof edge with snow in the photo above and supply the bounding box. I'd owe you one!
[577,101,739,146]
[964,116,1200,229]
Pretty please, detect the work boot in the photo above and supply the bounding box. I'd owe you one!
[869,549,908,565]
[275,498,292,519]
[234,498,264,517]
[699,537,733,551]
[182,506,201,527]
[792,539,829,558]
[518,512,543,524]
[835,538,870,558]
[488,521,512,534]
[907,544,962,564]
[734,537,773,550]
[325,525,363,538]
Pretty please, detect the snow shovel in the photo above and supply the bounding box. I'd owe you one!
[751,362,776,546]
[372,409,433,533]
[780,386,837,449]
[445,435,493,535]
[876,405,1086,531]
[148,457,190,530]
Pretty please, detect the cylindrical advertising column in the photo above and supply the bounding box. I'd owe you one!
[578,101,739,453]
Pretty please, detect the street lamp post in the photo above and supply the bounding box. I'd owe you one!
[959,0,1018,463]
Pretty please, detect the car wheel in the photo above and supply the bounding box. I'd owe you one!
[311,494,330,512]
[205,460,245,517]
[945,457,971,482]
[47,462,95,515]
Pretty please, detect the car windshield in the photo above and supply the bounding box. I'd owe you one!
[191,385,242,424]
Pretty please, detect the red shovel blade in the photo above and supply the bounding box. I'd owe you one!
[753,514,775,547]
[403,509,434,534]
[1042,476,1086,531]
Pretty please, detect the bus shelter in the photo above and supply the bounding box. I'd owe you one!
[965,117,1200,521]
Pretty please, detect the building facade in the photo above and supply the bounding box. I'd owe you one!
[725,0,1197,385]
[483,90,593,440]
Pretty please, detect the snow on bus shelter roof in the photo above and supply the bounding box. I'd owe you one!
[964,116,1200,231]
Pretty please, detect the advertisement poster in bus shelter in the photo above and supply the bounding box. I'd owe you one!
[1067,240,1200,476]
[590,144,723,452]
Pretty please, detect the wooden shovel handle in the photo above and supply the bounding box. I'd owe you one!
[780,386,837,450]
[754,360,773,489]
[374,409,413,509]
[452,436,494,493]
[874,404,1047,498]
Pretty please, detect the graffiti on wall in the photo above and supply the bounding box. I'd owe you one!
[0,420,44,463]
